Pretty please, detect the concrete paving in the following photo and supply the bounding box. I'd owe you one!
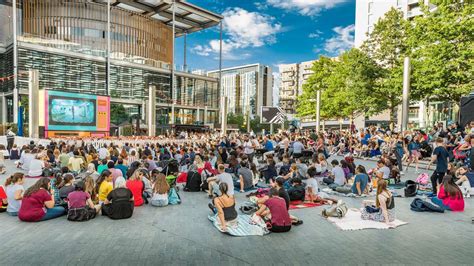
[0,158,472,265]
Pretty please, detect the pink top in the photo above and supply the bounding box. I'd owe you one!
[438,185,464,212]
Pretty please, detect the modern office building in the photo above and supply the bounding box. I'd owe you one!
[278,60,315,116]
[354,0,445,129]
[0,0,223,135]
[208,64,273,119]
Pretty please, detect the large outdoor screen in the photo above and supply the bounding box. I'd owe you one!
[49,97,96,126]
[44,90,110,132]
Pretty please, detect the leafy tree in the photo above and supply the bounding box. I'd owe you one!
[362,8,411,128]
[110,104,130,125]
[296,56,335,119]
[409,2,474,104]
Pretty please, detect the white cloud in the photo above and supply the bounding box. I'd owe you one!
[191,8,282,60]
[267,0,347,16]
[324,24,355,54]
[308,30,323,39]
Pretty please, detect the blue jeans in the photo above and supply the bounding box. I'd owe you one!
[431,197,451,211]
[40,206,66,221]
[7,211,18,216]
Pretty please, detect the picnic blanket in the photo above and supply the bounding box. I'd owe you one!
[208,214,269,236]
[289,200,323,210]
[321,188,376,198]
[326,208,408,231]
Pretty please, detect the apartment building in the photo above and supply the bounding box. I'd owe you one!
[279,60,315,116]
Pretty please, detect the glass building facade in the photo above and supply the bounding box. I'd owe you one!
[0,1,221,132]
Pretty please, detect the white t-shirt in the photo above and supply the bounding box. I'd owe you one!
[332,166,346,186]
[243,141,255,154]
[216,173,235,195]
[28,159,44,177]
[305,178,319,195]
[377,166,391,179]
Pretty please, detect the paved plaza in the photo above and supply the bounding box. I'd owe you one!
[1,158,472,266]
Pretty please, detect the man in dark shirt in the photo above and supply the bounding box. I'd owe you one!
[429,138,449,194]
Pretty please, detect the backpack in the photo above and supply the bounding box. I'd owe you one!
[184,171,202,192]
[288,186,305,201]
[404,180,418,197]
[322,200,348,218]
[168,187,181,205]
[415,173,430,185]
[453,145,469,160]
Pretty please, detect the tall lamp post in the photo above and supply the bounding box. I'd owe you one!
[315,89,321,132]
[401,57,411,132]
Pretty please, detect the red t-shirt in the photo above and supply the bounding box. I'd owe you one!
[18,189,52,222]
[126,179,144,206]
[0,186,6,199]
[265,197,292,226]
[439,185,464,212]
[67,191,90,209]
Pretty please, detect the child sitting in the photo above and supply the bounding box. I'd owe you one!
[304,166,319,202]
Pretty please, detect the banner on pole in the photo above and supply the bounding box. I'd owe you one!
[260,106,286,124]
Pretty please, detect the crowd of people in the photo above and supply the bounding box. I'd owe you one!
[0,120,472,231]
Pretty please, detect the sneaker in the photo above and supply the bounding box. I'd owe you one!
[208,203,217,214]
[400,171,405,175]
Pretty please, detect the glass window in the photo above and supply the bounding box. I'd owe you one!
[368,2,373,13]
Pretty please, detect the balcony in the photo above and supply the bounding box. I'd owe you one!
[408,0,420,5]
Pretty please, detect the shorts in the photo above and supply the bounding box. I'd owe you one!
[410,150,420,159]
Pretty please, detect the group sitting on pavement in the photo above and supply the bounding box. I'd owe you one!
[1,120,473,229]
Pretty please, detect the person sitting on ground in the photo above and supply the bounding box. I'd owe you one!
[295,158,308,179]
[101,178,134,220]
[58,173,75,201]
[58,148,71,168]
[85,163,99,181]
[27,154,45,178]
[96,170,113,204]
[84,176,98,204]
[304,166,320,201]
[287,177,305,201]
[323,160,346,188]
[5,173,24,216]
[0,185,7,213]
[97,159,109,174]
[255,187,292,233]
[107,161,123,185]
[9,144,20,160]
[207,164,235,198]
[66,181,101,221]
[68,150,85,173]
[259,157,278,183]
[236,161,254,193]
[361,179,395,227]
[351,165,369,196]
[431,175,464,211]
[374,159,390,180]
[208,183,238,232]
[454,166,471,197]
[126,169,145,206]
[151,173,170,207]
[115,159,128,178]
[18,177,66,222]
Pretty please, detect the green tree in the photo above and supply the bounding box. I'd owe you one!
[409,2,474,104]
[296,56,335,119]
[110,104,130,125]
[362,8,411,128]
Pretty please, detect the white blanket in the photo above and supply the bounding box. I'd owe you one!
[326,208,408,231]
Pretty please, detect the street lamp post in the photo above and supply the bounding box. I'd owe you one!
[315,89,321,132]
[401,57,411,131]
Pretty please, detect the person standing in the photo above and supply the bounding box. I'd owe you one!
[429,138,449,195]
[6,127,15,151]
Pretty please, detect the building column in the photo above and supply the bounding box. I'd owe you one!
[196,107,200,123]
[12,0,18,123]
[28,70,39,138]
[1,96,6,124]
[204,106,208,124]
[148,85,156,136]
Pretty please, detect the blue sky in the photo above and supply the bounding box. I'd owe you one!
[175,0,356,72]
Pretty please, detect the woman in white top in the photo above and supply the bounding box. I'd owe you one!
[28,154,45,177]
[5,173,25,216]
[151,173,170,207]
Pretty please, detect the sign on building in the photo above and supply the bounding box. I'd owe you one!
[261,106,286,124]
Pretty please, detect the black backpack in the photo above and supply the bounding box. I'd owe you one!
[404,180,418,197]
[288,186,305,201]
[184,171,202,192]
